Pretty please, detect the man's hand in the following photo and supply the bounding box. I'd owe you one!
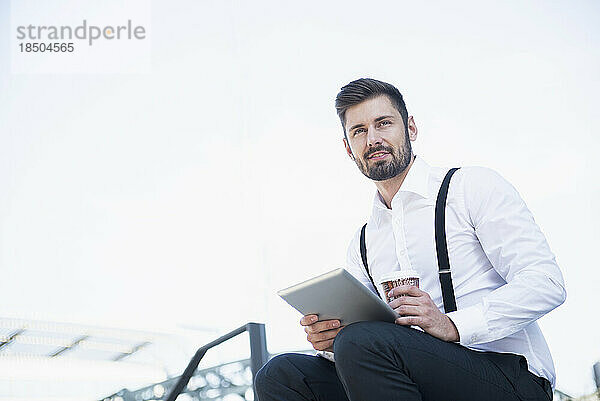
[388,285,460,342]
[300,314,344,352]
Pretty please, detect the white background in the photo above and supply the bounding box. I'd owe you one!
[0,0,598,398]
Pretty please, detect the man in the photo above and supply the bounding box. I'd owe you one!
[254,78,566,400]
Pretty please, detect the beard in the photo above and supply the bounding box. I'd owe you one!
[355,139,412,181]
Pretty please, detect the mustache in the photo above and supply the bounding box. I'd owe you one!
[364,145,394,159]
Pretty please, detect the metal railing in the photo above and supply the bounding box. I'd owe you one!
[165,322,268,401]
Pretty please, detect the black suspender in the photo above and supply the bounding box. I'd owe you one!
[435,168,460,313]
[359,167,460,313]
[360,223,380,298]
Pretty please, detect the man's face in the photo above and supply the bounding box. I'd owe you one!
[343,95,414,181]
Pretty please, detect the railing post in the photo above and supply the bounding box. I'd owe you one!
[247,322,269,382]
[164,324,248,401]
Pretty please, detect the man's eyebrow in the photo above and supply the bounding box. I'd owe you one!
[374,115,395,123]
[348,122,365,132]
[348,115,395,133]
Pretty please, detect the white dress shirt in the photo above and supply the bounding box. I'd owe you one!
[344,155,566,388]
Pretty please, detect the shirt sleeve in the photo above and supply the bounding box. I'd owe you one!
[447,167,567,346]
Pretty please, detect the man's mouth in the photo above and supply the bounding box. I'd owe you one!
[367,151,389,160]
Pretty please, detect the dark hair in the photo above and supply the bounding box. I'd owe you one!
[335,78,409,139]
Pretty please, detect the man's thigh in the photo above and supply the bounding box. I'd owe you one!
[255,353,348,401]
[334,322,550,401]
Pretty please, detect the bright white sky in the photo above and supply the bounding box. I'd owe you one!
[0,0,598,398]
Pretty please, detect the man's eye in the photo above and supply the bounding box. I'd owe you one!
[379,120,391,127]
[354,128,366,135]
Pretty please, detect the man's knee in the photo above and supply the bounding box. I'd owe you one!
[255,354,291,392]
[255,353,315,393]
[333,322,415,362]
[334,322,369,355]
[334,322,387,360]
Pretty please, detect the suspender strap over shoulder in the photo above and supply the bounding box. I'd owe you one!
[360,223,381,298]
[435,168,460,313]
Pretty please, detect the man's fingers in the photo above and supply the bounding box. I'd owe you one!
[303,319,341,334]
[388,285,423,298]
[313,338,335,352]
[301,316,342,350]
[307,327,343,343]
[395,316,421,326]
[300,315,318,326]
[388,296,422,309]
[305,320,340,334]
[392,305,423,316]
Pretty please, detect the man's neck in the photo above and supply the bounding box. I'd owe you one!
[375,155,416,209]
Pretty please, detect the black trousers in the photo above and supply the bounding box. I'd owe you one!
[254,322,552,401]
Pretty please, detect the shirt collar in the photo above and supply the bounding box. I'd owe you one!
[396,155,431,199]
[370,155,432,221]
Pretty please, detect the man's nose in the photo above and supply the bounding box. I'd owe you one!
[366,125,382,147]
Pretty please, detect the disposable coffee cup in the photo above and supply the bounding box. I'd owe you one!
[379,270,420,304]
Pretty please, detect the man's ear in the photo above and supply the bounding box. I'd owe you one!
[407,116,418,142]
[343,137,355,160]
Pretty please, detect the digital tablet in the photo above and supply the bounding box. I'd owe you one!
[277,268,398,325]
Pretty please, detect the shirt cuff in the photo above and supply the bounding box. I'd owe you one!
[446,304,488,346]
[316,351,335,362]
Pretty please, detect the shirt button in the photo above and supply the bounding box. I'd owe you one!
[470,335,477,343]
